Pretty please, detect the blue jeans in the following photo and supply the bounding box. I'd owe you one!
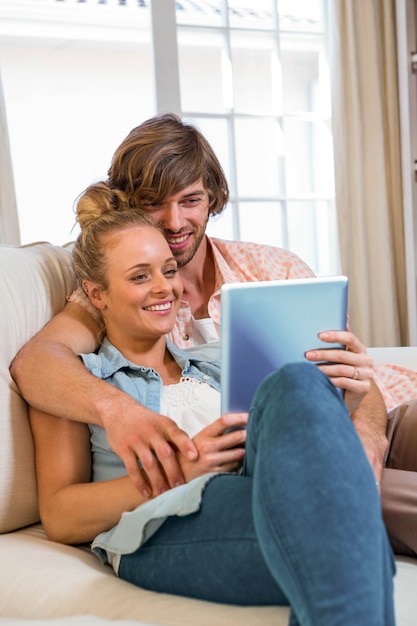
[119,363,396,625]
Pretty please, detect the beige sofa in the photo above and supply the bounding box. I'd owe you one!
[0,241,416,625]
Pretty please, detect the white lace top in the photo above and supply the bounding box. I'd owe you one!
[160,376,221,439]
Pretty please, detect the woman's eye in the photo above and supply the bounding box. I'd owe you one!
[142,202,160,210]
[164,269,178,277]
[132,274,147,282]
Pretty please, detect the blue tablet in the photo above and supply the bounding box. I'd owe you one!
[220,276,348,413]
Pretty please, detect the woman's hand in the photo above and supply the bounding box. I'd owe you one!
[177,412,248,482]
[305,329,374,415]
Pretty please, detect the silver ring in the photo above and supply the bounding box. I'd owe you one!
[353,367,360,380]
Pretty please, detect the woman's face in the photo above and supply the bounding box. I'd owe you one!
[96,225,183,345]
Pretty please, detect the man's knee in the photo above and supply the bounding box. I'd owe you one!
[381,468,417,557]
[386,400,417,471]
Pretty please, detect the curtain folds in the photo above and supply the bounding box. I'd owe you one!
[327,0,407,346]
[0,74,20,245]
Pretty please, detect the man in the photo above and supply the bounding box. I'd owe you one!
[11,115,417,555]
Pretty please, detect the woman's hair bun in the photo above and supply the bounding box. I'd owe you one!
[75,181,131,230]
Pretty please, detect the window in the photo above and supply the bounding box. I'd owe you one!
[0,0,339,274]
[0,0,153,244]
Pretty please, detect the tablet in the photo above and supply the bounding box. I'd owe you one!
[220,276,348,413]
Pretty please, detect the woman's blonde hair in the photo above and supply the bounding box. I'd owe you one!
[73,181,155,290]
[107,113,229,216]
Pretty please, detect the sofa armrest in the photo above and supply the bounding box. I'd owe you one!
[368,347,417,371]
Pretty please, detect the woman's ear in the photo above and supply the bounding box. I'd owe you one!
[82,280,107,310]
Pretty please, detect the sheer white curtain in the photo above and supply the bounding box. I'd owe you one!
[327,0,407,347]
[0,74,20,245]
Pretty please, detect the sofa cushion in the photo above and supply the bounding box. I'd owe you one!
[0,615,157,626]
[1,524,416,625]
[0,242,75,533]
[0,524,288,624]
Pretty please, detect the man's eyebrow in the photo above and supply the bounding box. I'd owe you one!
[182,189,205,197]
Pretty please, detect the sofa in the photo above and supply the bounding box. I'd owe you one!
[0,240,416,625]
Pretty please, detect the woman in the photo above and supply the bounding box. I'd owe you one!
[29,182,395,625]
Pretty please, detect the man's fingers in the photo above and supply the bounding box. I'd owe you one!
[154,425,198,489]
[152,438,189,490]
[122,440,173,497]
[168,425,198,460]
[106,411,197,496]
[123,451,153,497]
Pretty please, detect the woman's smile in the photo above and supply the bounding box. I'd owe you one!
[143,300,175,314]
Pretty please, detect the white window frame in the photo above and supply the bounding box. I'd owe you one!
[150,0,338,276]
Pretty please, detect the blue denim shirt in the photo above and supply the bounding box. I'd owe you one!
[81,338,221,483]
[80,338,223,569]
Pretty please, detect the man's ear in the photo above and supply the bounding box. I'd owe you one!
[82,280,106,310]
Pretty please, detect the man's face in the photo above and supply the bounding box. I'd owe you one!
[140,179,210,268]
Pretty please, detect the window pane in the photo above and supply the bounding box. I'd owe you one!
[239,201,284,247]
[176,0,224,27]
[206,203,236,240]
[1,2,153,245]
[234,117,285,197]
[187,116,231,185]
[178,29,227,113]
[228,0,275,30]
[278,0,324,35]
[231,30,282,115]
[286,201,340,276]
[283,118,334,197]
[281,48,320,114]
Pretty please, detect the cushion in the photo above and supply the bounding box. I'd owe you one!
[0,525,287,624]
[0,242,76,533]
[0,615,156,626]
